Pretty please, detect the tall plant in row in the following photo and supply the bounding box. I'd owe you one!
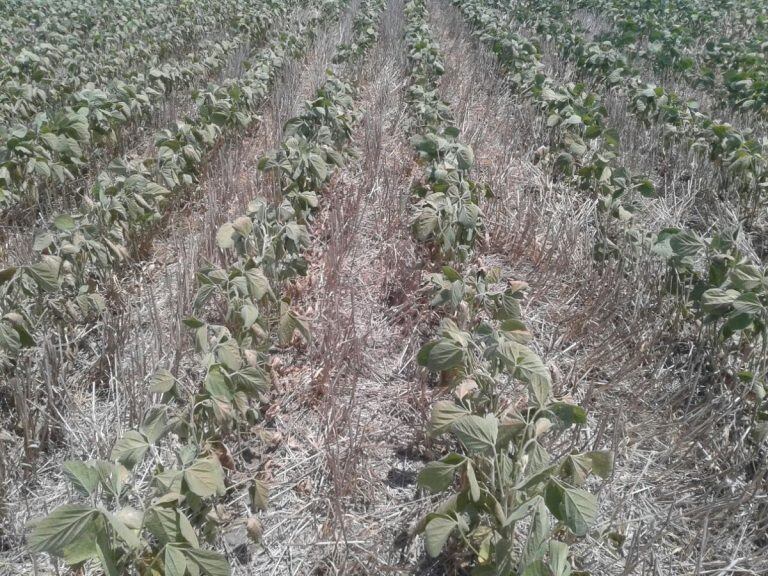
[25,0,386,572]
[402,1,608,574]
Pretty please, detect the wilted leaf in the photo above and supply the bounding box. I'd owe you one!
[184,548,231,576]
[417,454,464,493]
[111,431,149,469]
[249,478,269,511]
[544,479,597,536]
[184,457,225,498]
[452,415,498,454]
[429,400,470,436]
[424,514,456,557]
[63,461,100,496]
[28,505,100,562]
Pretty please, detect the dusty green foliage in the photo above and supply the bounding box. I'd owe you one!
[402,2,604,573]
[415,266,611,575]
[564,0,768,112]
[0,1,306,371]
[456,0,768,443]
[334,0,387,64]
[404,0,487,262]
[504,0,768,214]
[23,0,374,573]
[0,0,279,213]
[258,75,359,222]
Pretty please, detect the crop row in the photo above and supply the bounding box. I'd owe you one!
[0,0,282,125]
[455,0,768,432]
[401,1,607,574]
[571,0,768,110]
[25,0,387,573]
[0,0,314,444]
[0,0,318,455]
[490,0,768,219]
[0,0,265,125]
[0,21,270,217]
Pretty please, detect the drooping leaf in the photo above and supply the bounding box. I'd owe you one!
[28,505,100,562]
[144,506,199,548]
[63,460,100,496]
[184,548,231,576]
[424,514,457,558]
[451,415,498,454]
[428,400,470,436]
[111,430,149,469]
[184,457,225,498]
[417,454,464,493]
[544,479,597,536]
[165,545,187,576]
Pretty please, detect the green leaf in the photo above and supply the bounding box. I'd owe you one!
[702,288,738,315]
[521,560,550,576]
[549,540,571,576]
[150,368,176,394]
[28,505,99,562]
[418,338,465,371]
[241,303,259,327]
[451,415,498,454]
[544,479,597,536]
[232,366,270,396]
[669,232,703,258]
[497,340,551,406]
[63,461,100,496]
[140,406,169,444]
[424,514,456,557]
[184,457,225,498]
[428,400,470,436]
[548,402,587,426]
[503,496,542,526]
[216,338,242,371]
[53,214,76,231]
[466,460,480,502]
[33,232,54,251]
[456,144,474,170]
[95,516,119,576]
[27,256,61,292]
[417,454,464,493]
[636,179,655,198]
[184,548,231,576]
[245,268,273,301]
[733,292,763,316]
[145,507,199,548]
[104,510,141,549]
[205,365,233,401]
[308,153,328,181]
[165,545,187,576]
[0,323,21,352]
[111,430,149,469]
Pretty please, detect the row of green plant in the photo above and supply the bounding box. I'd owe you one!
[0,35,246,215]
[334,0,387,63]
[453,0,656,233]
[25,1,387,572]
[0,3,306,369]
[458,0,768,439]
[0,0,310,454]
[569,0,768,112]
[503,0,768,217]
[0,0,256,124]
[402,2,607,574]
